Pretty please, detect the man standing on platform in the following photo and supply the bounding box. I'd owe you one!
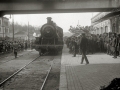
[80,33,89,64]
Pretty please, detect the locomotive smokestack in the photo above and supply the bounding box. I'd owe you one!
[47,17,52,24]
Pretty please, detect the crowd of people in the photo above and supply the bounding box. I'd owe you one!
[66,32,120,59]
[0,40,31,54]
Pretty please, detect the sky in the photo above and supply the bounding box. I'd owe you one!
[5,12,98,32]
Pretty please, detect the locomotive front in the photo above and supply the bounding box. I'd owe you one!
[40,17,57,39]
[34,17,63,55]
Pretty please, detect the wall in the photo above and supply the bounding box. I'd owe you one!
[0,17,10,39]
[91,19,111,35]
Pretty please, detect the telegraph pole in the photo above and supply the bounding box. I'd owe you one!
[27,15,30,48]
[12,14,14,41]
[28,17,29,41]
[28,21,29,41]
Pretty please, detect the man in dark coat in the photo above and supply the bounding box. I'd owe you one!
[80,33,89,64]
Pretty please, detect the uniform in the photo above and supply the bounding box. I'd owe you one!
[13,42,18,58]
[111,33,117,58]
[72,39,78,57]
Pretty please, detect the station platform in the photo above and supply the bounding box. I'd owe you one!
[59,45,120,90]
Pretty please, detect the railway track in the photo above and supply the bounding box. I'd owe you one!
[0,54,60,90]
[0,55,40,88]
[40,60,53,90]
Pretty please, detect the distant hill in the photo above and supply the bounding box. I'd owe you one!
[63,32,73,37]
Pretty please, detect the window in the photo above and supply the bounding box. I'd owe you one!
[5,28,9,33]
[105,26,108,33]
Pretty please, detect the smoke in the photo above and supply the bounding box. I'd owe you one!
[33,32,41,37]
[33,32,37,37]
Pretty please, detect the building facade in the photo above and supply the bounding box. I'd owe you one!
[91,12,120,35]
[0,17,9,40]
[110,15,120,34]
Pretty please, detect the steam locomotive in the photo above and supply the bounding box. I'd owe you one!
[34,17,63,55]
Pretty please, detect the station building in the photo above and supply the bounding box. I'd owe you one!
[0,17,10,40]
[91,12,120,35]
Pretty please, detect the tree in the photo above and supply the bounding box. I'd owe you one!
[69,25,92,34]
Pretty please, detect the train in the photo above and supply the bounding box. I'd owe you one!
[33,17,63,55]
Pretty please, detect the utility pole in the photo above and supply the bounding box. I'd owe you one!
[27,17,29,41]
[27,15,30,48]
[12,14,14,41]
[28,21,29,42]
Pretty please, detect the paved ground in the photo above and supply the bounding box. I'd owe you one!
[59,45,120,90]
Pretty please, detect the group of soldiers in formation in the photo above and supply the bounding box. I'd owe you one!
[66,32,120,60]
[0,40,31,57]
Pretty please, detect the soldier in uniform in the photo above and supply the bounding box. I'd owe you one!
[108,32,112,55]
[0,40,3,53]
[99,35,103,52]
[72,37,78,57]
[104,33,108,53]
[117,34,120,56]
[112,33,117,58]
[105,33,109,54]
[96,34,100,52]
[80,33,89,64]
[92,35,97,53]
[87,35,93,54]
[68,38,73,53]
[13,41,18,58]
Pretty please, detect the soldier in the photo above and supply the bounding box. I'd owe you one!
[116,34,120,56]
[99,35,103,52]
[72,37,78,57]
[0,40,3,53]
[87,35,93,54]
[104,33,108,53]
[68,38,73,53]
[105,33,109,54]
[92,35,97,53]
[112,33,117,58]
[86,36,90,54]
[13,41,18,58]
[80,33,89,64]
[117,34,120,56]
[96,34,100,52]
[71,37,75,54]
[24,41,27,50]
[107,32,112,55]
